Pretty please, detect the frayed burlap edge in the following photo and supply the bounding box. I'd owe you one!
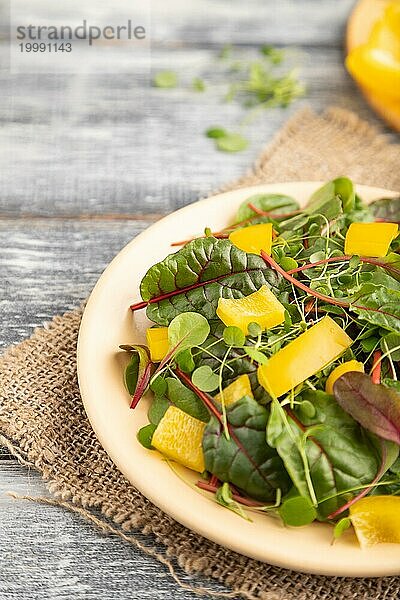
[1,107,400,600]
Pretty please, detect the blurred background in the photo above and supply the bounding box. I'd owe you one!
[1,0,394,221]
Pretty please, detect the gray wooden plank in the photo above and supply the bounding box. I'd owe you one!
[3,0,355,47]
[0,46,382,217]
[0,219,151,349]
[0,461,227,600]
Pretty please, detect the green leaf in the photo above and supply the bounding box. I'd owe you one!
[149,375,167,395]
[153,71,178,88]
[148,394,169,425]
[243,347,269,365]
[215,482,252,521]
[215,132,249,153]
[279,256,298,271]
[333,372,400,445]
[259,45,284,64]
[192,77,206,92]
[383,378,400,393]
[297,400,316,419]
[175,348,195,373]
[168,312,210,353]
[203,396,290,501]
[370,197,400,222]
[278,495,317,526]
[333,177,356,213]
[350,284,400,332]
[137,423,157,449]
[236,193,299,222]
[381,332,400,361]
[378,253,400,283]
[120,345,152,396]
[165,377,210,422]
[195,321,269,404]
[267,391,385,518]
[140,238,284,325]
[223,326,245,347]
[309,251,326,264]
[205,127,227,139]
[192,366,220,392]
[333,517,352,540]
[307,177,355,215]
[247,322,263,337]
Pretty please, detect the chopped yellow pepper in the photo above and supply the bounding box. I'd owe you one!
[344,222,398,257]
[146,327,169,362]
[350,496,400,548]
[346,3,400,102]
[325,360,364,395]
[216,285,285,335]
[258,316,352,398]
[214,374,253,406]
[229,223,273,255]
[151,406,205,473]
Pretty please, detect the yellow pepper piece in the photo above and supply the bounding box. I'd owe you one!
[350,496,400,548]
[216,285,285,335]
[214,374,253,406]
[325,360,364,395]
[152,406,205,473]
[346,3,400,101]
[229,223,273,255]
[146,327,169,362]
[258,316,352,398]
[344,222,398,257]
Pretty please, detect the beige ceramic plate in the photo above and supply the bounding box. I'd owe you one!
[77,182,400,577]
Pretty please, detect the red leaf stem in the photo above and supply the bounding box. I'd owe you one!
[247,203,302,219]
[175,368,223,424]
[130,266,264,312]
[287,255,400,278]
[130,362,153,409]
[209,474,219,487]
[260,250,349,308]
[326,443,388,520]
[261,250,400,321]
[196,480,265,507]
[375,218,400,224]
[371,350,382,385]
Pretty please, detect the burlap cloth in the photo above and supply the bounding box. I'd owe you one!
[1,107,400,600]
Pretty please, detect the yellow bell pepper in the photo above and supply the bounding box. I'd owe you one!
[229,223,273,255]
[346,3,400,102]
[214,374,253,406]
[258,316,352,398]
[350,496,400,548]
[146,327,169,362]
[152,406,205,473]
[344,222,398,257]
[216,285,285,335]
[325,360,364,395]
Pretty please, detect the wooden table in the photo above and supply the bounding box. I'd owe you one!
[0,1,389,598]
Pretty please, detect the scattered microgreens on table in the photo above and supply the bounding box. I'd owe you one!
[152,44,304,152]
[120,178,400,546]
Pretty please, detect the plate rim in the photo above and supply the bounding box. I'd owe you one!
[77,181,400,577]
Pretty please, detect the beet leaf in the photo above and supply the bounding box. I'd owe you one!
[138,237,283,325]
[333,372,400,445]
[203,396,290,501]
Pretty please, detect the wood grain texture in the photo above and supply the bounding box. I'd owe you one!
[0,463,217,600]
[1,1,397,598]
[0,3,383,217]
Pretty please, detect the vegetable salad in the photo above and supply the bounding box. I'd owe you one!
[122,178,400,546]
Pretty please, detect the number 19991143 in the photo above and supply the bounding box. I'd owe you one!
[19,43,72,52]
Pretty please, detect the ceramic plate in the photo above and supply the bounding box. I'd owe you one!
[77,182,400,576]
